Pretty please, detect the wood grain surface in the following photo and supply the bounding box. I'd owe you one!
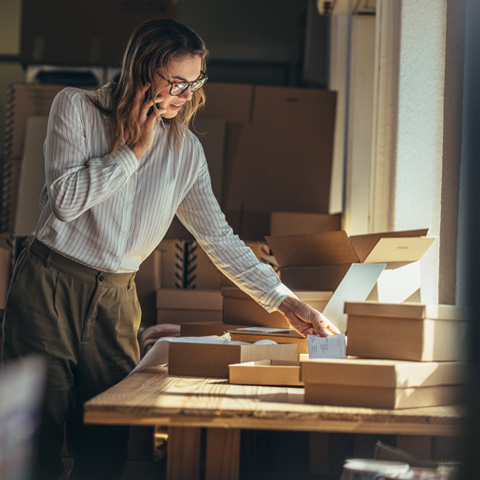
[84,366,466,437]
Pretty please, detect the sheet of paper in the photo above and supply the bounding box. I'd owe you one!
[307,334,347,358]
[322,263,386,333]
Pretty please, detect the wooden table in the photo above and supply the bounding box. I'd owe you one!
[84,366,467,480]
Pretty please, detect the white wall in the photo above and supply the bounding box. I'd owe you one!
[393,0,447,304]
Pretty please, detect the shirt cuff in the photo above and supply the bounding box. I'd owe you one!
[258,282,298,313]
[114,144,138,177]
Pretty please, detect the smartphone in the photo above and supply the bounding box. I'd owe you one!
[147,103,162,116]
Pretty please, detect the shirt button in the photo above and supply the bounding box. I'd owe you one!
[99,275,105,282]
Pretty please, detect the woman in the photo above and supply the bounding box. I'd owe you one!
[3,18,340,480]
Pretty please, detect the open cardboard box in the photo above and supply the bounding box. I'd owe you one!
[156,289,223,324]
[301,357,468,409]
[168,341,297,378]
[266,229,435,303]
[229,360,303,386]
[227,327,308,356]
[344,301,469,362]
[222,287,332,328]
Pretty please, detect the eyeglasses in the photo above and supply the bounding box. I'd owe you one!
[159,71,208,96]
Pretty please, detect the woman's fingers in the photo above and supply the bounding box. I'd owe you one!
[140,96,166,123]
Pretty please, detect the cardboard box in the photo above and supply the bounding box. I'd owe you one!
[4,84,65,159]
[222,287,333,328]
[180,322,245,337]
[277,264,351,291]
[266,229,435,303]
[197,84,338,239]
[344,302,468,362]
[157,239,268,289]
[199,82,254,208]
[135,249,162,327]
[270,212,342,236]
[215,87,337,239]
[156,289,223,324]
[302,358,468,409]
[168,341,297,378]
[15,117,48,236]
[229,360,303,386]
[227,328,308,355]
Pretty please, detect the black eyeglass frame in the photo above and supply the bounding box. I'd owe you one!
[158,71,208,96]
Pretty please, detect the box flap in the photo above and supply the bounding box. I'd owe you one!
[363,237,436,264]
[301,358,468,387]
[266,231,360,267]
[344,301,467,320]
[157,289,223,310]
[349,229,430,262]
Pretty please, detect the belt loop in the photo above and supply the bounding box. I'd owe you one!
[44,250,54,267]
[128,273,136,290]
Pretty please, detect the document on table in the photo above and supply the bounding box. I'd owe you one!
[307,334,347,358]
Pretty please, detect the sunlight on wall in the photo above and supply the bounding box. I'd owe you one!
[394,0,448,304]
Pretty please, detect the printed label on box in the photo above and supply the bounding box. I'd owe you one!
[307,334,347,359]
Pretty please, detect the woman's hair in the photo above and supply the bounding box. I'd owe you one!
[98,18,208,152]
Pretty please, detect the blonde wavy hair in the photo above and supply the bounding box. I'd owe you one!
[97,18,208,152]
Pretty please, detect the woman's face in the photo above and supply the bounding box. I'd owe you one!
[152,54,203,119]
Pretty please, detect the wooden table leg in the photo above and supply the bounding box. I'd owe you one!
[166,426,202,480]
[205,428,241,480]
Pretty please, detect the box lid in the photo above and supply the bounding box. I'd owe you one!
[344,301,467,321]
[156,289,223,310]
[301,358,468,388]
[266,229,434,267]
[221,286,333,302]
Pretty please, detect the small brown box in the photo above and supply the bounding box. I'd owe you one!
[302,357,468,409]
[168,342,298,378]
[222,287,332,328]
[344,302,468,362]
[229,360,303,386]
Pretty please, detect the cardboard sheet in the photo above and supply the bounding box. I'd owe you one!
[14,116,48,235]
[321,263,386,333]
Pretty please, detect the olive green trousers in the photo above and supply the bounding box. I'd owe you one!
[3,239,141,480]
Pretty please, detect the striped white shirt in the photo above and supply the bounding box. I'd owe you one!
[35,84,293,312]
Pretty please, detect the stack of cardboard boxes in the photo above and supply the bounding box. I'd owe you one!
[224,228,470,412]
[302,302,469,409]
